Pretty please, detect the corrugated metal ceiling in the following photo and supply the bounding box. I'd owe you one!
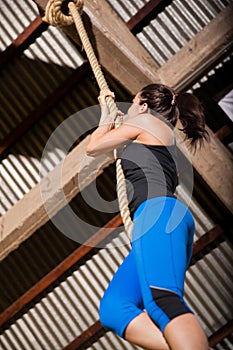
[107,0,232,66]
[0,0,232,349]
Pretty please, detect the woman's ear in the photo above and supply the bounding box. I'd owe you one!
[139,103,148,113]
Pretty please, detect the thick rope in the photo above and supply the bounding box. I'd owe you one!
[43,0,133,239]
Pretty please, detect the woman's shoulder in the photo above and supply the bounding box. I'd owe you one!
[130,113,174,146]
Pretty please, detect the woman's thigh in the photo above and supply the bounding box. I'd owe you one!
[132,197,194,294]
[131,197,195,331]
[99,251,144,337]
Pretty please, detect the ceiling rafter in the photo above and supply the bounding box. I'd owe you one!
[63,321,104,350]
[209,319,233,348]
[189,224,225,266]
[158,3,233,91]
[126,0,167,33]
[215,124,233,143]
[62,319,233,349]
[0,16,48,69]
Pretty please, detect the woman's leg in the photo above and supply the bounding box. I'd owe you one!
[131,197,209,350]
[99,251,169,349]
[99,251,143,338]
[125,312,169,350]
[164,313,209,350]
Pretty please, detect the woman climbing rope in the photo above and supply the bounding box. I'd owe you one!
[86,84,212,350]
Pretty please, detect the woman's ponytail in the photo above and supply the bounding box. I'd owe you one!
[176,92,209,151]
[139,84,209,151]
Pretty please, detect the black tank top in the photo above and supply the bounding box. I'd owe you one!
[120,142,179,219]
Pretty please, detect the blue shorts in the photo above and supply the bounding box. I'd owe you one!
[99,197,195,337]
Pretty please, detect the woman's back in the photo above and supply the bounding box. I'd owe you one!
[120,142,178,218]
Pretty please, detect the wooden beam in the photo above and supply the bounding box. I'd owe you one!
[0,136,115,261]
[63,321,104,350]
[126,0,165,33]
[0,61,90,160]
[64,315,233,350]
[188,127,233,216]
[189,225,225,266]
[175,120,233,217]
[209,319,233,347]
[215,125,233,143]
[0,16,48,69]
[0,214,122,326]
[158,3,233,91]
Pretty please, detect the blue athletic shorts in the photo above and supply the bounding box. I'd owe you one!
[99,197,195,337]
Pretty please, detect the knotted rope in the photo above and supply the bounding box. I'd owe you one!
[43,0,133,239]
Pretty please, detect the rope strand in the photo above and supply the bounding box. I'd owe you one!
[43,0,133,239]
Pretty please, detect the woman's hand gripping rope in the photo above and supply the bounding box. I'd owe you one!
[98,89,124,129]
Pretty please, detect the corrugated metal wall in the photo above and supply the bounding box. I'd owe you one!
[0,0,233,349]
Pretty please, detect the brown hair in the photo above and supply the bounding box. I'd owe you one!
[139,84,209,150]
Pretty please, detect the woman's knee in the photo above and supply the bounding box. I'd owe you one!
[99,291,142,338]
[99,292,124,336]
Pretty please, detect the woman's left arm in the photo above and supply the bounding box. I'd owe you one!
[86,122,141,156]
[86,88,143,156]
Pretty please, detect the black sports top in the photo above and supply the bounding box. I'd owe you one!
[120,142,179,219]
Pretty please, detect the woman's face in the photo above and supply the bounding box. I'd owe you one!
[127,92,143,118]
